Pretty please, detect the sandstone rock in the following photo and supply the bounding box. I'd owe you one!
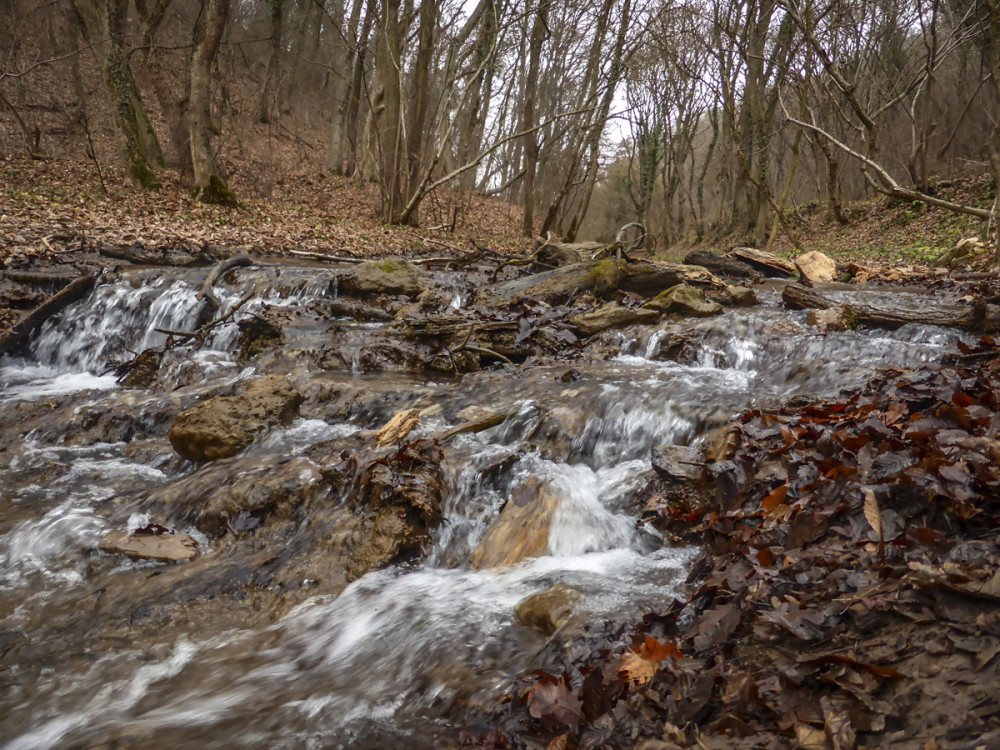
[99,531,198,562]
[570,302,659,336]
[795,250,838,284]
[169,375,303,461]
[470,478,561,569]
[808,304,856,333]
[725,285,757,307]
[651,445,706,482]
[644,284,723,317]
[336,259,427,297]
[515,583,582,635]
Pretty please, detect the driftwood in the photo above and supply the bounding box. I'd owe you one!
[729,247,796,278]
[683,250,762,280]
[438,406,524,442]
[0,275,96,356]
[197,252,252,301]
[782,283,997,331]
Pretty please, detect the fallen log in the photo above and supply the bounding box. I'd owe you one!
[782,283,997,331]
[0,275,96,357]
[729,247,796,278]
[3,269,80,286]
[683,251,761,281]
[476,257,724,307]
[98,241,211,267]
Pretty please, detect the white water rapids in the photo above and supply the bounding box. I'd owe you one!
[0,267,963,748]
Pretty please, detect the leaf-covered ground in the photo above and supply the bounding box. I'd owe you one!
[475,338,1000,750]
[0,154,532,267]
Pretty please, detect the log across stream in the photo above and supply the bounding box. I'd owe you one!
[0,258,976,748]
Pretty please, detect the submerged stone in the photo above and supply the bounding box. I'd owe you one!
[515,583,582,635]
[99,531,199,562]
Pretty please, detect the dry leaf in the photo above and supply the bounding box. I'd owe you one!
[762,485,789,513]
[862,488,885,560]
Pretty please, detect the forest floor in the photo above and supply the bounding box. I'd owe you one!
[2,155,1000,749]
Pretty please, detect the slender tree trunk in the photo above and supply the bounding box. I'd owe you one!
[374,0,404,221]
[257,0,284,123]
[340,0,375,176]
[404,0,438,226]
[190,0,237,205]
[72,0,164,189]
[520,1,550,237]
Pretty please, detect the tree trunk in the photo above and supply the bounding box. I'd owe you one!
[374,0,404,221]
[520,1,550,237]
[189,0,237,205]
[256,0,284,123]
[72,0,164,190]
[404,0,438,226]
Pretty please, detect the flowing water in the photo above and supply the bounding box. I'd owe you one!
[0,266,963,748]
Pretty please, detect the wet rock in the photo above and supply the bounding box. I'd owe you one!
[704,425,740,462]
[725,285,757,307]
[336,259,427,297]
[570,302,659,337]
[168,375,304,461]
[651,445,706,482]
[644,284,723,317]
[728,247,796,277]
[683,250,761,280]
[345,438,445,580]
[531,403,588,461]
[470,478,560,569]
[99,531,199,562]
[237,313,284,359]
[113,348,161,388]
[764,320,806,336]
[795,250,838,284]
[515,583,582,635]
[148,454,324,537]
[808,304,856,333]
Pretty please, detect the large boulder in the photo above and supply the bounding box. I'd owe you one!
[470,478,561,569]
[169,375,303,461]
[335,259,427,297]
[644,284,723,317]
[570,302,659,336]
[794,251,837,284]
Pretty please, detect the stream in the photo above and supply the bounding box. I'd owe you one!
[0,263,964,748]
